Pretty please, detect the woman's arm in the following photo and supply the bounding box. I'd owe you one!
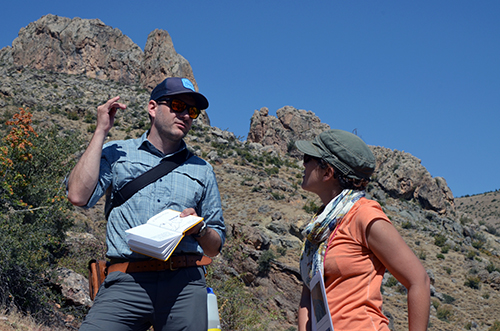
[298,284,311,331]
[367,219,430,331]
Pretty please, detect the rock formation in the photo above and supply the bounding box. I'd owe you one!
[247,106,330,155]
[371,146,455,214]
[141,29,197,92]
[247,107,455,214]
[10,15,143,84]
[1,14,208,124]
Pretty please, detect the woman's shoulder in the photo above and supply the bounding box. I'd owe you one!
[349,197,390,226]
[343,197,391,245]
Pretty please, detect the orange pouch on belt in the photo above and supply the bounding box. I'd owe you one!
[88,259,108,300]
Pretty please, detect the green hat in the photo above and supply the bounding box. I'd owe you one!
[295,129,375,180]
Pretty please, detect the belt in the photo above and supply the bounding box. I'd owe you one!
[107,255,212,274]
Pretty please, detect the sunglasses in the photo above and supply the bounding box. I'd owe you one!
[157,98,200,119]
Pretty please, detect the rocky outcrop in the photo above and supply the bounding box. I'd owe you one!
[247,108,455,214]
[371,146,455,214]
[51,267,92,307]
[11,15,143,84]
[1,14,210,125]
[141,29,197,92]
[5,14,200,92]
[247,106,330,155]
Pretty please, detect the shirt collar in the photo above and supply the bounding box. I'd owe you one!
[138,131,187,158]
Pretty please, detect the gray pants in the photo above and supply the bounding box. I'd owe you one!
[80,267,207,331]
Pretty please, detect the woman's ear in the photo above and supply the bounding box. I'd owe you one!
[323,165,335,181]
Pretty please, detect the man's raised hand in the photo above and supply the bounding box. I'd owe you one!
[96,96,127,134]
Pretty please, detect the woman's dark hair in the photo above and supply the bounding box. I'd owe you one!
[316,158,370,190]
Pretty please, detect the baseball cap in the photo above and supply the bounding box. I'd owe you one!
[150,77,209,110]
[295,129,375,180]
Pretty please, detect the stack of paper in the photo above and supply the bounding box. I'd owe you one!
[125,209,203,261]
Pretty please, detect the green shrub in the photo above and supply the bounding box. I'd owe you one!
[385,276,398,287]
[442,293,455,304]
[486,225,497,235]
[489,321,500,331]
[437,305,452,322]
[434,234,447,247]
[258,250,276,273]
[270,192,285,200]
[464,276,481,290]
[0,109,82,324]
[466,250,476,260]
[472,232,487,249]
[460,216,473,225]
[486,263,500,273]
[265,166,279,176]
[401,221,413,229]
[303,200,320,214]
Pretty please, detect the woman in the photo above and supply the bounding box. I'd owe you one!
[296,129,430,331]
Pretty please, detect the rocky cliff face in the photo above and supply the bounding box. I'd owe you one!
[371,146,455,214]
[9,15,143,84]
[0,14,206,124]
[247,107,455,215]
[141,29,197,92]
[247,106,330,155]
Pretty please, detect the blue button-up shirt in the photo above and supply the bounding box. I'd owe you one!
[84,132,225,260]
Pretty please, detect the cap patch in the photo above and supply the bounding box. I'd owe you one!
[182,78,195,92]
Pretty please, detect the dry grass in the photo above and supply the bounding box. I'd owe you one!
[0,308,70,331]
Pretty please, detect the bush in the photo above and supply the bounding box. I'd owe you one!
[486,225,497,235]
[442,293,455,304]
[437,305,452,322]
[385,276,398,287]
[486,263,500,273]
[303,200,320,214]
[464,276,481,290]
[472,233,487,249]
[0,109,82,324]
[258,250,276,273]
[489,321,500,331]
[434,234,447,247]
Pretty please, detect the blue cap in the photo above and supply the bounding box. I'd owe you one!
[150,77,209,110]
[206,287,215,294]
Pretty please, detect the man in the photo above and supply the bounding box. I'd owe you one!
[67,77,225,331]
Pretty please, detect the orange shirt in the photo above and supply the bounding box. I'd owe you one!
[323,198,391,331]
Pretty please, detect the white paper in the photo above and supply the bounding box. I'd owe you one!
[125,209,203,261]
[310,271,334,331]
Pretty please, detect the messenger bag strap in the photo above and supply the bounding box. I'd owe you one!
[105,148,192,219]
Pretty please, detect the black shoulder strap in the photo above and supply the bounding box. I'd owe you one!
[105,148,192,219]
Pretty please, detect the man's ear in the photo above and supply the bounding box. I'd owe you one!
[148,100,157,120]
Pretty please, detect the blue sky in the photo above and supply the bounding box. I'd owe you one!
[1,1,499,198]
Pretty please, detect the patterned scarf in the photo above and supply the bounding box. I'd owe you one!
[299,189,365,289]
